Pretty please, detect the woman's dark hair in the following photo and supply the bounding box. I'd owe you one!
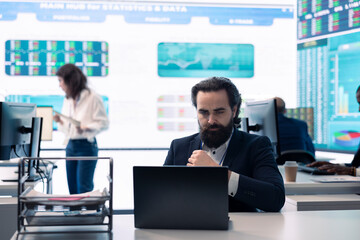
[191,77,242,127]
[56,63,88,99]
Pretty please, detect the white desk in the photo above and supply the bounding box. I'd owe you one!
[0,167,23,196]
[0,167,40,196]
[279,166,360,195]
[12,210,360,240]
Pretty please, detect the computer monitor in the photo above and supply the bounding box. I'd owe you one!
[0,102,36,160]
[0,102,43,181]
[36,106,53,141]
[243,99,280,157]
[28,117,43,181]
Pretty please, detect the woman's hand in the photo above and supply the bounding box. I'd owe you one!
[53,114,63,124]
[76,124,91,133]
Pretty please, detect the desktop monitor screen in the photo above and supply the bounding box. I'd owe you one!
[0,102,36,160]
[244,99,280,157]
[27,117,43,181]
[29,117,42,158]
[36,106,53,141]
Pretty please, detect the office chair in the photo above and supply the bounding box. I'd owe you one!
[276,149,316,165]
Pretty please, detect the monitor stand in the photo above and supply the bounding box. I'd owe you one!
[27,166,42,182]
[26,174,42,182]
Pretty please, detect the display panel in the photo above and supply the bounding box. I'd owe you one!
[158,43,254,78]
[297,0,360,152]
[0,1,295,148]
[298,0,360,40]
[5,95,109,131]
[5,40,108,76]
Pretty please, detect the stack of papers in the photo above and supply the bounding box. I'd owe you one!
[23,189,109,206]
[54,111,81,127]
[311,176,360,183]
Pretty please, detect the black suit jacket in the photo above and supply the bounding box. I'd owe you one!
[351,148,360,168]
[277,114,315,155]
[164,129,285,212]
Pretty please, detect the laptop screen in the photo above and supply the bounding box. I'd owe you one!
[133,166,229,230]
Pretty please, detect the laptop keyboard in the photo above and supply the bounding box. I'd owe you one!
[297,165,336,175]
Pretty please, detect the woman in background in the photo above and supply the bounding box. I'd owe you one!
[54,63,109,194]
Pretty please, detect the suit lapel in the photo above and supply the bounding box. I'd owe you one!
[222,129,242,167]
[188,134,202,158]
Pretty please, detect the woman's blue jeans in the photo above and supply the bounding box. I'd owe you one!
[66,139,98,194]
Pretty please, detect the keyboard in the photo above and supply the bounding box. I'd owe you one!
[297,165,336,175]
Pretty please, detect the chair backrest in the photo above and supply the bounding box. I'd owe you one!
[276,149,315,165]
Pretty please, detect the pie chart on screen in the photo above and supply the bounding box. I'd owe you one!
[334,131,360,147]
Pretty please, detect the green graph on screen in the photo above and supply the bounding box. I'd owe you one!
[158,43,254,78]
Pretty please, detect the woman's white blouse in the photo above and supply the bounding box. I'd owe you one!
[58,88,109,145]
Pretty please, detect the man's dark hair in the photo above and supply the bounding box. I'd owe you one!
[274,97,286,114]
[56,63,88,99]
[191,77,242,127]
[357,85,360,93]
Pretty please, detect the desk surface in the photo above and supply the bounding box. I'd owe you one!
[12,210,360,240]
[279,166,360,195]
[0,167,39,196]
[0,167,21,196]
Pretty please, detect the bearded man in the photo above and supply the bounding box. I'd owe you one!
[164,77,285,212]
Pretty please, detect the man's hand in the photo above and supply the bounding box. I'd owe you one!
[307,161,352,175]
[187,150,218,167]
[317,164,352,175]
[307,161,330,168]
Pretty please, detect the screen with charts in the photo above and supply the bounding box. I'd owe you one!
[5,40,108,76]
[0,0,295,148]
[158,43,254,78]
[297,0,360,152]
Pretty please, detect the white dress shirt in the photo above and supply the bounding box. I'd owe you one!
[202,133,240,197]
[58,88,109,145]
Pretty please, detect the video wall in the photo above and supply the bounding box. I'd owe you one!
[297,0,360,152]
[0,0,295,148]
[5,40,108,76]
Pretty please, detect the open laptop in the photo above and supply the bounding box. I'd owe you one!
[133,166,229,230]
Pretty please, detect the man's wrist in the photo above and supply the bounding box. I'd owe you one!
[350,167,356,176]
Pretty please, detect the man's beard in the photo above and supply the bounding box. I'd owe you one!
[200,120,233,149]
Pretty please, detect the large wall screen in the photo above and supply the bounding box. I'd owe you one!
[297,0,360,152]
[0,0,295,149]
